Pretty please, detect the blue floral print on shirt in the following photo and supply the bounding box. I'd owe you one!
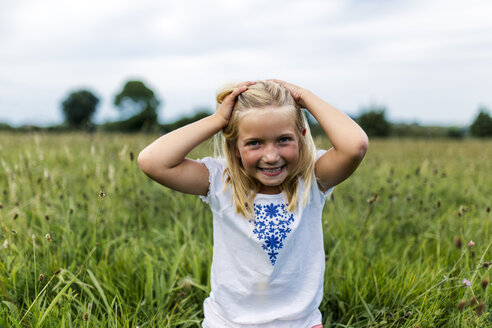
[252,203,294,265]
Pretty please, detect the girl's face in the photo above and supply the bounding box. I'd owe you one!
[235,106,300,194]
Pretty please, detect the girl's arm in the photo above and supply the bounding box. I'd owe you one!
[138,83,253,195]
[270,80,369,191]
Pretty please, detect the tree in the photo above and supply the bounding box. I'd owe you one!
[470,107,492,137]
[114,80,160,131]
[357,106,391,137]
[161,110,211,133]
[61,90,99,129]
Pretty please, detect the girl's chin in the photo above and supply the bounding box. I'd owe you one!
[256,169,288,194]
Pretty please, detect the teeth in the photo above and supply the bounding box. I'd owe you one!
[261,167,281,173]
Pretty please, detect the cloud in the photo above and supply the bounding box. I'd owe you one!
[1,0,491,125]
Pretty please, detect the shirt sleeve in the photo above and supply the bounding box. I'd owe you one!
[314,149,334,201]
[196,157,225,205]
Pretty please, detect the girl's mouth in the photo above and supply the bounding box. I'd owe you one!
[258,165,285,176]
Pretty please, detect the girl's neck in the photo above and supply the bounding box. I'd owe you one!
[258,186,282,195]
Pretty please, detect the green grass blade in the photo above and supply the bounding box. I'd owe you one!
[2,300,20,320]
[36,271,79,328]
[86,269,113,318]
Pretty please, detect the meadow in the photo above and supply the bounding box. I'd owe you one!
[0,132,491,327]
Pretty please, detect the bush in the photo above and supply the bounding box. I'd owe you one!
[357,108,391,137]
[470,108,492,137]
[161,111,211,133]
[61,90,99,129]
[100,108,159,133]
[0,123,13,131]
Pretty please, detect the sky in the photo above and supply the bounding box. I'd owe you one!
[1,0,491,127]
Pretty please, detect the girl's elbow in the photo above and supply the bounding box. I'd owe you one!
[351,134,369,161]
[360,133,369,155]
[137,150,151,173]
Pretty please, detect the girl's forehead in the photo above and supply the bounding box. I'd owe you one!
[237,107,297,137]
[238,106,294,122]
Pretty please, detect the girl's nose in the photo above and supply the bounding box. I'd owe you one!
[263,145,280,163]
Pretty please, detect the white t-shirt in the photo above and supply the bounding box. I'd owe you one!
[199,152,333,328]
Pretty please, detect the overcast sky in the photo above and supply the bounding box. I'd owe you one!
[1,0,491,127]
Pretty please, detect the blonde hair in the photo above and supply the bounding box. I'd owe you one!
[215,81,317,218]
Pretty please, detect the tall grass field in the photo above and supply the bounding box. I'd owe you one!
[0,133,491,327]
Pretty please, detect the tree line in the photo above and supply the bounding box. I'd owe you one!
[353,107,492,138]
[50,80,211,133]
[1,79,491,138]
[62,80,161,132]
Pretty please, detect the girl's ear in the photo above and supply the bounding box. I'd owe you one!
[235,146,241,158]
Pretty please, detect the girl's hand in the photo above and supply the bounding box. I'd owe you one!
[215,81,256,127]
[268,79,306,108]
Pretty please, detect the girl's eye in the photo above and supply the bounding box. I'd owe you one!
[278,137,291,143]
[247,141,259,146]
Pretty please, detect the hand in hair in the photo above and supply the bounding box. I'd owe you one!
[216,81,256,126]
[267,79,306,108]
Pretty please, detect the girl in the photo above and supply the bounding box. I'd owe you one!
[138,80,368,327]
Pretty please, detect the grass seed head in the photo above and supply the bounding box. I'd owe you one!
[481,278,489,290]
[487,206,491,213]
[2,240,9,249]
[483,262,491,269]
[13,213,18,220]
[38,274,45,282]
[458,205,467,217]
[475,302,486,316]
[83,312,89,321]
[181,276,193,290]
[130,152,134,161]
[457,300,467,311]
[467,240,475,248]
[454,236,463,248]
[367,193,379,205]
[45,233,51,242]
[0,203,2,209]
[469,296,478,306]
[99,191,105,199]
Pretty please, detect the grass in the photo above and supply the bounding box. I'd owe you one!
[0,133,491,327]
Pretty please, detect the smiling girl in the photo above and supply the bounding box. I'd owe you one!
[138,80,368,327]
